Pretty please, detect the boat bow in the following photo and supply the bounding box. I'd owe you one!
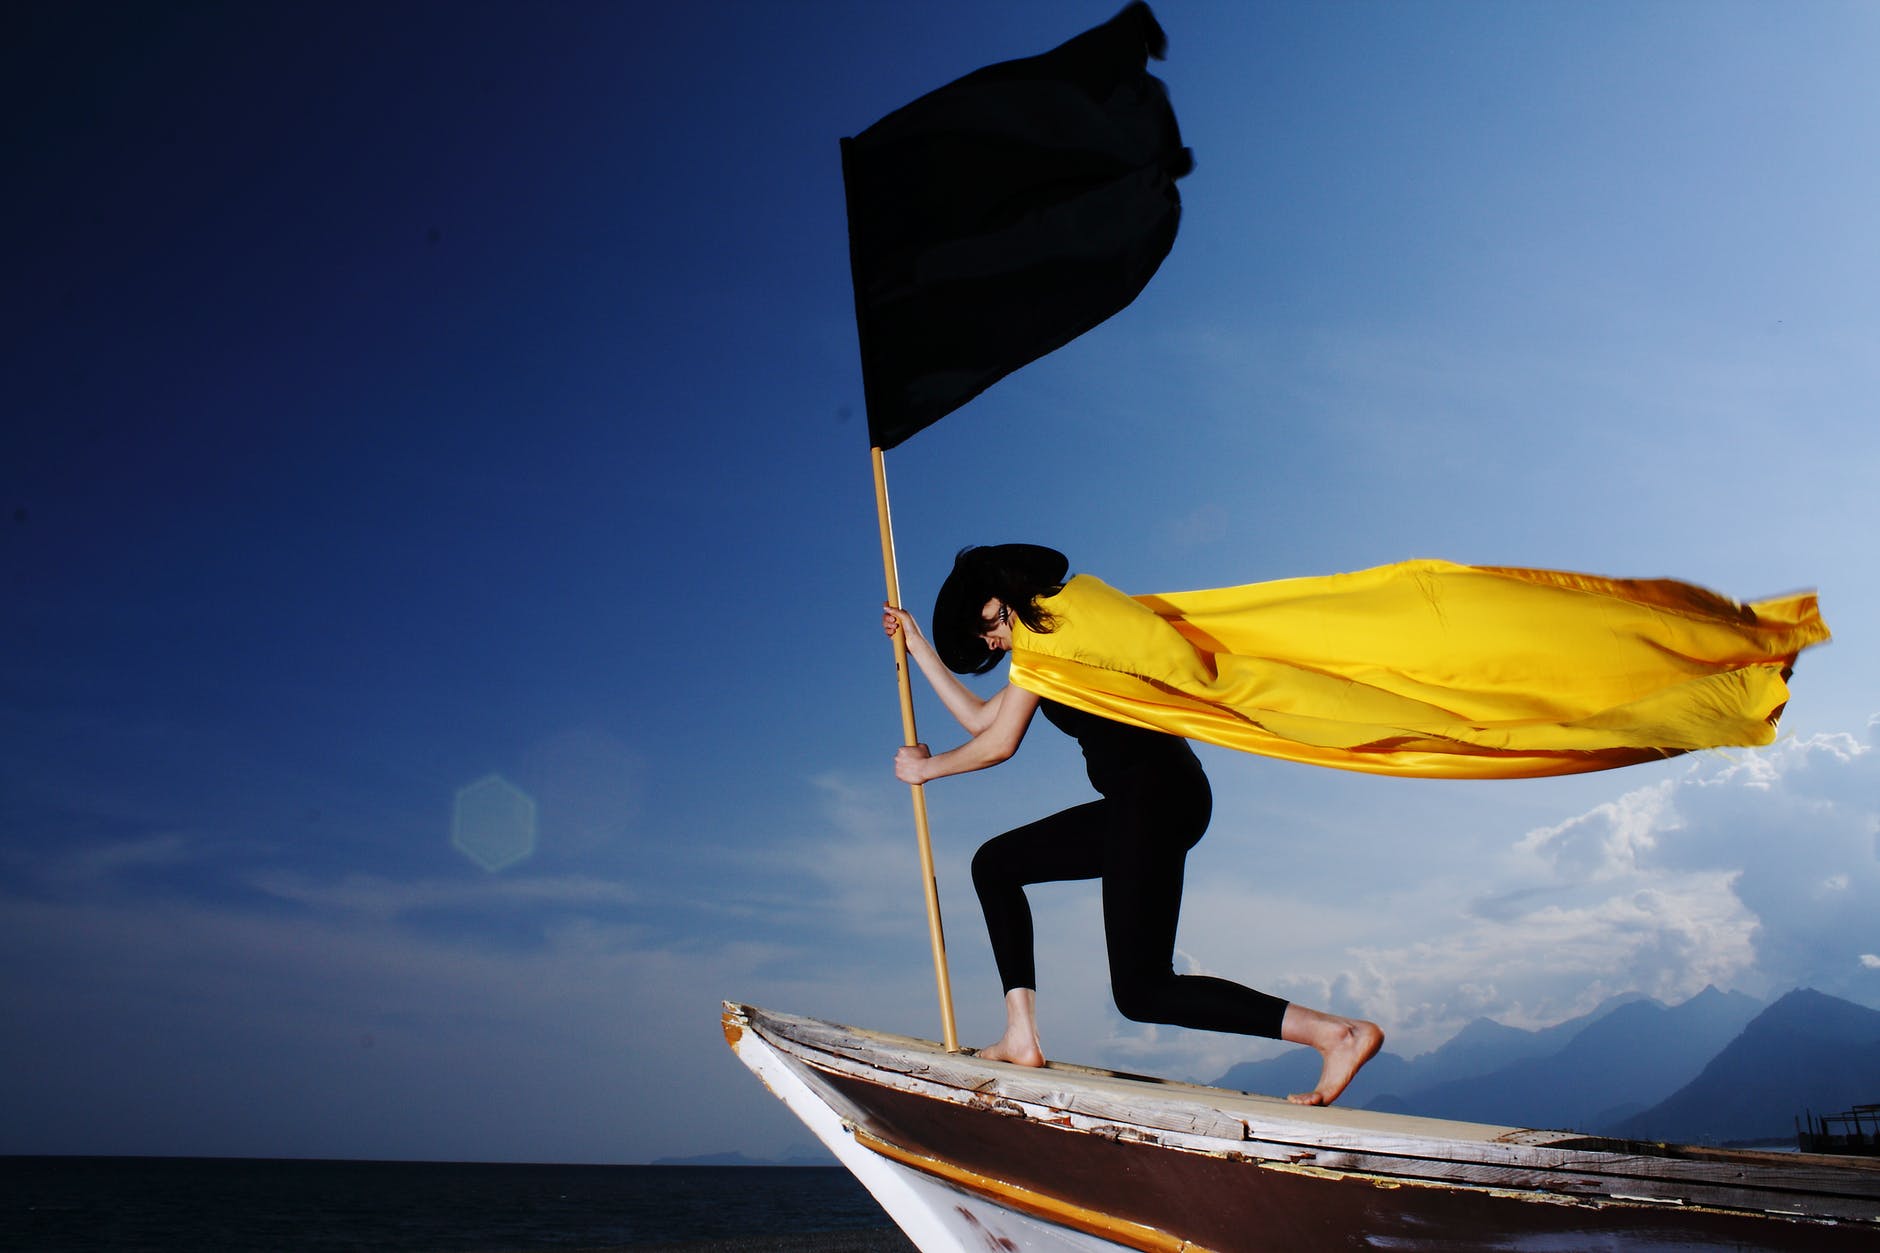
[725,1001,1880,1252]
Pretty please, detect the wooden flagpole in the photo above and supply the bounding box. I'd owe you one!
[871,444,960,1052]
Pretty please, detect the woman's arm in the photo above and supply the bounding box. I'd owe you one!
[894,683,1041,785]
[883,603,1004,735]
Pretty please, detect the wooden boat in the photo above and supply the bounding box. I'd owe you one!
[725,1002,1880,1251]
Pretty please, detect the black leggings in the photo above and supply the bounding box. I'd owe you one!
[970,763,1289,1040]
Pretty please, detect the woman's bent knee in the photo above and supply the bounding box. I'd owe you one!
[971,841,1004,890]
[1110,977,1176,1025]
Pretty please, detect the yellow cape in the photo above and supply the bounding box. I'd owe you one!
[1007,560,1829,779]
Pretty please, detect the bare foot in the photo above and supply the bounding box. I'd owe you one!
[1287,1017,1383,1106]
[976,988,1045,1066]
[976,1031,1045,1067]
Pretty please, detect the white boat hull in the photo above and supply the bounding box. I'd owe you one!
[737,1020,1123,1251]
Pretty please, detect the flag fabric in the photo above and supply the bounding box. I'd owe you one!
[843,2,1192,450]
[1006,561,1831,779]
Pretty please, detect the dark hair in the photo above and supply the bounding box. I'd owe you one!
[931,544,1069,674]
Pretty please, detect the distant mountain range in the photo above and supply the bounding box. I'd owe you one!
[1611,989,1880,1144]
[652,1143,838,1167]
[1213,986,1880,1145]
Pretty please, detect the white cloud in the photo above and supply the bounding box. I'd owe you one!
[248,870,642,921]
[42,831,203,883]
[0,763,980,1164]
[0,861,921,1164]
[731,772,955,942]
[1515,779,1679,880]
[1312,726,1880,1051]
[1348,872,1759,1048]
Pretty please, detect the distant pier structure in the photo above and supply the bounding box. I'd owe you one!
[1798,1105,1880,1155]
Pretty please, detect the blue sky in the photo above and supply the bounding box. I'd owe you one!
[5,0,1876,1165]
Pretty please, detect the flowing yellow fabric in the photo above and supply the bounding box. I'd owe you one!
[1007,560,1829,780]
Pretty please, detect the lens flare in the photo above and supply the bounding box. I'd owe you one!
[451,773,536,872]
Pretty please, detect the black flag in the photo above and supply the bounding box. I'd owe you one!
[843,2,1192,450]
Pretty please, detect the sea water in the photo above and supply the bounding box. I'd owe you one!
[0,1157,906,1252]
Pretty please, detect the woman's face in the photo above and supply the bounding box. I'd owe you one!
[978,598,1014,652]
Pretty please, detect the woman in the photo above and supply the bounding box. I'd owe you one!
[884,543,1383,1106]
